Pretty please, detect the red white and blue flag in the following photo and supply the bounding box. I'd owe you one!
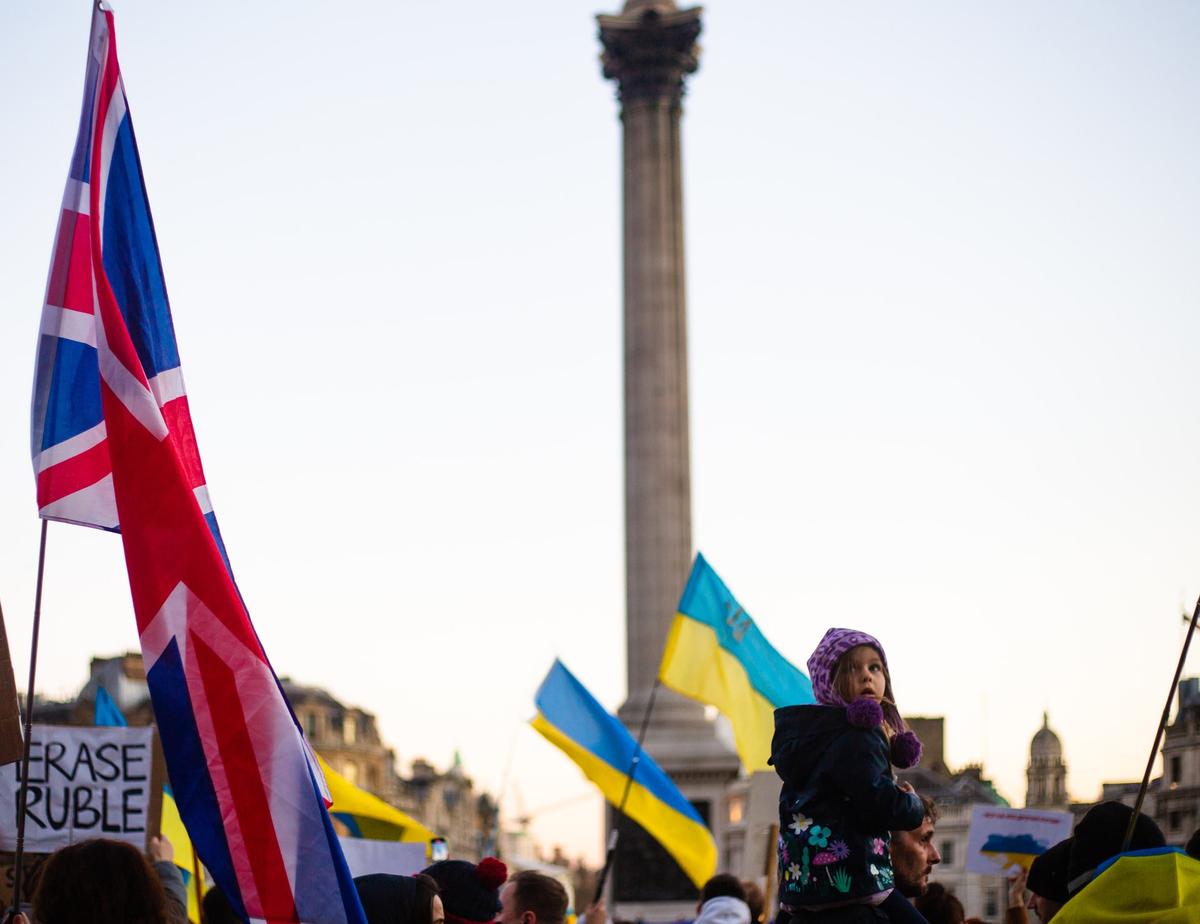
[30,7,366,924]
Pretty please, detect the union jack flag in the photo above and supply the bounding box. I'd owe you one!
[30,7,366,923]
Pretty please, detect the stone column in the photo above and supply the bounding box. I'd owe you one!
[597,2,739,913]
[598,0,728,761]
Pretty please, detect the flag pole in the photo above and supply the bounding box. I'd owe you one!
[1121,595,1200,853]
[591,677,661,905]
[10,520,48,918]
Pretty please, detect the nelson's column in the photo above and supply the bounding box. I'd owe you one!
[597,1,739,911]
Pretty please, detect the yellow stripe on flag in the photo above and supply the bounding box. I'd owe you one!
[161,788,202,924]
[318,754,435,843]
[531,712,716,888]
[659,613,777,771]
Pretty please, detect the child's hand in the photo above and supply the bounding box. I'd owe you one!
[897,780,915,794]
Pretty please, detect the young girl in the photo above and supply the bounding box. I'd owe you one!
[770,628,927,923]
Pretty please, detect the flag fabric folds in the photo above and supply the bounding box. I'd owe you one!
[1052,849,1200,923]
[94,686,127,727]
[33,8,365,924]
[658,553,814,771]
[319,754,435,844]
[30,16,222,556]
[532,660,716,889]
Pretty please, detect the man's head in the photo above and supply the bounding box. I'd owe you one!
[497,871,568,924]
[1066,801,1164,896]
[890,795,941,898]
[1026,838,1070,923]
[422,857,507,924]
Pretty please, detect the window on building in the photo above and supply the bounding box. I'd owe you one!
[727,794,745,824]
[305,713,317,737]
[985,888,999,918]
[1171,755,1182,784]
[330,714,343,737]
[344,717,357,745]
[940,839,955,867]
[1170,811,1183,832]
[343,761,358,785]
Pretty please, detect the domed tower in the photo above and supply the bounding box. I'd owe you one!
[1026,711,1068,809]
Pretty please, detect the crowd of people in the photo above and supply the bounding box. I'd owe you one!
[4,626,1196,923]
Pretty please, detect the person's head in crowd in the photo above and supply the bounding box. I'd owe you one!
[1187,827,1200,861]
[738,880,764,924]
[692,874,748,924]
[201,887,244,924]
[497,870,569,924]
[422,858,507,924]
[31,838,169,924]
[1065,801,1165,896]
[355,873,443,924]
[1026,838,1071,923]
[890,795,941,897]
[912,882,964,924]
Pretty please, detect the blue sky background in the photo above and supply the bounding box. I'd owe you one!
[2,1,1199,863]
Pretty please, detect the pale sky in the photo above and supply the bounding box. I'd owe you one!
[2,1,1199,867]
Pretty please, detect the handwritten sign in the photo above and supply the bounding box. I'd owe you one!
[965,804,1072,875]
[0,726,154,852]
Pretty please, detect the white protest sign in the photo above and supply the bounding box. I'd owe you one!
[0,725,154,852]
[965,804,1072,875]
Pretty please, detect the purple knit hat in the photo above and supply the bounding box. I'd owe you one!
[807,627,922,769]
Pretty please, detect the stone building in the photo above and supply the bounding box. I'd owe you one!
[285,679,393,796]
[1078,677,1200,847]
[399,754,499,860]
[1153,677,1200,845]
[1025,712,1068,810]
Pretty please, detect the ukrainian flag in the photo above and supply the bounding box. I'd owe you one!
[658,554,814,771]
[531,660,716,889]
[318,754,435,843]
[1053,849,1200,923]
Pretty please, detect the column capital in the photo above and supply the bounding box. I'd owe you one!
[597,4,702,106]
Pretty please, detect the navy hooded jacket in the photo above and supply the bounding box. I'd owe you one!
[771,703,924,908]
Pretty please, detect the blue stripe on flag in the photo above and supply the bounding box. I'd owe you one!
[147,639,248,924]
[678,553,812,707]
[534,660,702,824]
[38,335,103,452]
[101,116,180,378]
[69,42,101,185]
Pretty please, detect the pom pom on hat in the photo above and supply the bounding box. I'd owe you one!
[423,858,508,923]
[846,698,883,728]
[475,857,507,890]
[890,730,922,769]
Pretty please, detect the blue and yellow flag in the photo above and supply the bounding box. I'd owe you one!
[1053,849,1200,923]
[531,660,716,888]
[319,754,435,844]
[658,553,814,771]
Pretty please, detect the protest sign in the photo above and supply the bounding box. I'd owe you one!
[965,804,1072,875]
[0,725,154,853]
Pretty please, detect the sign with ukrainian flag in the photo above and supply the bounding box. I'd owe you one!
[531,660,716,889]
[658,554,814,771]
